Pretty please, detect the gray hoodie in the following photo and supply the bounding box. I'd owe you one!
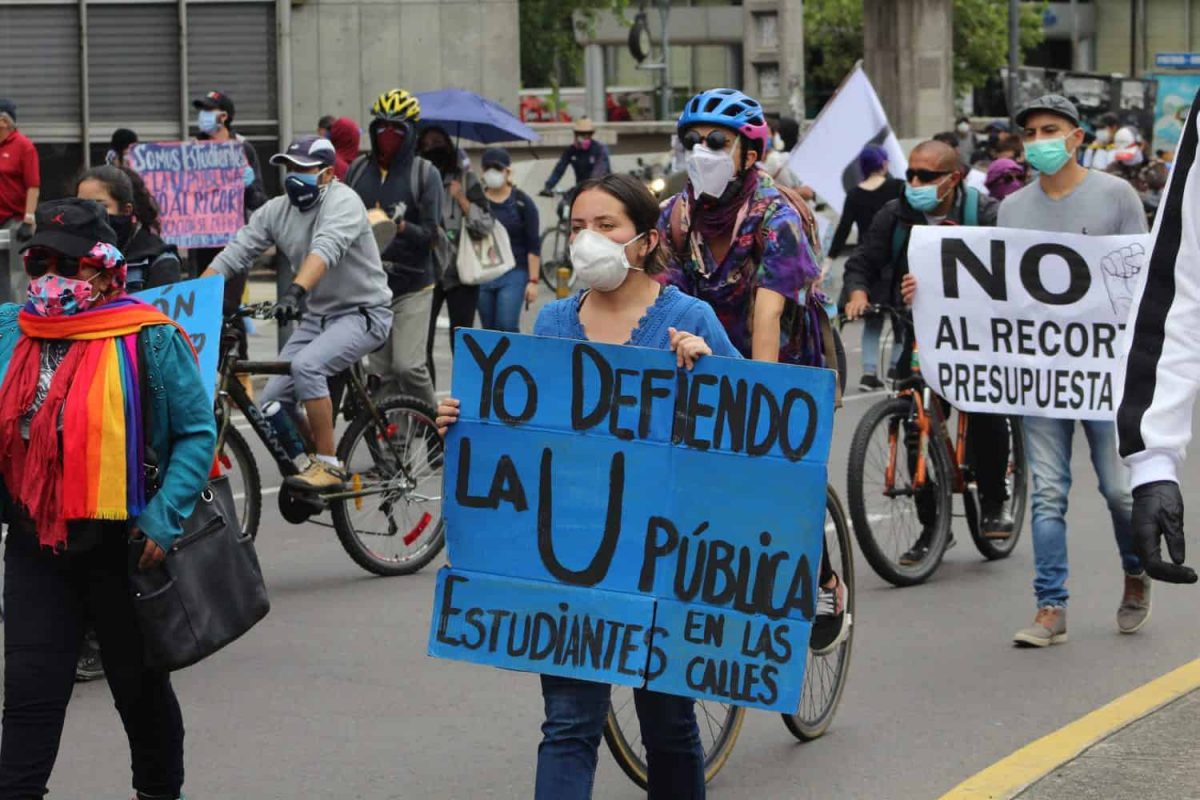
[209,181,392,318]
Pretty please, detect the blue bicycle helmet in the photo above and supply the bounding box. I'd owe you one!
[677,88,771,154]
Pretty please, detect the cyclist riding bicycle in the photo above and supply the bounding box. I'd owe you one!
[203,134,393,490]
[658,87,845,654]
[540,117,611,197]
[842,139,1014,562]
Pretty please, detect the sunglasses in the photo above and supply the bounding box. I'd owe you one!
[24,249,82,279]
[681,129,732,152]
[905,168,952,183]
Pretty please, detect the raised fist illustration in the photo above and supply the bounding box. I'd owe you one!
[1101,242,1145,320]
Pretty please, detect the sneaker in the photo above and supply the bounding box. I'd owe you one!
[981,507,1015,540]
[284,459,348,492]
[898,529,955,566]
[859,374,885,392]
[1117,572,1152,634]
[1013,607,1068,647]
[75,631,105,682]
[810,574,850,655]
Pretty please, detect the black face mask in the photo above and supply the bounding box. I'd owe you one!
[284,173,324,211]
[423,146,456,173]
[108,213,134,247]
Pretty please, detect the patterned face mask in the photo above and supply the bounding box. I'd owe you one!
[27,273,101,317]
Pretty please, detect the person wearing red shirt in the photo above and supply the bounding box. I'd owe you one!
[0,99,40,241]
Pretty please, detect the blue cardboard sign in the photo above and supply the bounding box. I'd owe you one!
[428,329,835,712]
[133,276,224,401]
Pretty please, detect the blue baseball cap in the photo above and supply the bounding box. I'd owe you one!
[270,134,337,169]
[481,147,511,169]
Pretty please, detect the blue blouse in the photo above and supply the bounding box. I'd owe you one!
[533,285,742,358]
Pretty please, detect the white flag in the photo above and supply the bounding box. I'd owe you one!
[788,66,907,215]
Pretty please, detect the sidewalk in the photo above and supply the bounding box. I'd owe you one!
[1015,689,1200,800]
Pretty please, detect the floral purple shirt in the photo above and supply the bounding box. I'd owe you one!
[657,180,824,367]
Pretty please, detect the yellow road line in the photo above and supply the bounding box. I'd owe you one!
[938,657,1200,800]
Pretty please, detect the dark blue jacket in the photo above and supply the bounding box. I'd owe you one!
[544,141,611,190]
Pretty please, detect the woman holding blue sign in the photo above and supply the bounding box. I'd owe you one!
[437,173,737,800]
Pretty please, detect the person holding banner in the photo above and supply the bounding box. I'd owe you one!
[203,135,393,491]
[844,139,1015,560]
[0,198,214,800]
[1118,89,1200,588]
[993,95,1148,645]
[437,173,733,800]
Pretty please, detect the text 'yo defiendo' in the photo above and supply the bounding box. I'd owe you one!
[428,329,835,713]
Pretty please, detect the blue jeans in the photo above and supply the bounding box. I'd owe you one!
[477,267,527,332]
[535,675,705,800]
[861,315,901,377]
[1022,417,1140,608]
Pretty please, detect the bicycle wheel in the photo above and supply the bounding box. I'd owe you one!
[604,689,746,790]
[331,395,445,576]
[966,417,1028,560]
[783,486,855,741]
[847,395,954,586]
[215,423,262,540]
[539,226,574,291]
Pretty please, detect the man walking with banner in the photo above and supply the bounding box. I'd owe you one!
[1118,88,1200,587]
[843,139,1014,564]
[997,95,1150,647]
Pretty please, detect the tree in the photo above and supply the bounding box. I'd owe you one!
[519,0,630,90]
[805,0,1047,98]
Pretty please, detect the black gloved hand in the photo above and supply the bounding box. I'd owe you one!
[1132,480,1198,584]
[538,188,554,198]
[14,222,33,243]
[271,283,307,323]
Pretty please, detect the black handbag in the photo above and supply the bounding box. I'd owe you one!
[129,336,270,671]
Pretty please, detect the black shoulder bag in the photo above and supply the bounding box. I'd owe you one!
[128,334,270,671]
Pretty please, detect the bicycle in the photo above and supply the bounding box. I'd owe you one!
[845,305,1028,587]
[538,190,575,291]
[603,485,856,788]
[212,303,446,576]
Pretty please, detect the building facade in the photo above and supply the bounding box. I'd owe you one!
[0,0,518,198]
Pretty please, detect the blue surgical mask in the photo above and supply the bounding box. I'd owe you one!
[905,181,943,212]
[1025,136,1074,176]
[197,110,221,134]
[285,171,324,211]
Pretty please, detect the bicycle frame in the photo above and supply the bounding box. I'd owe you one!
[213,323,418,502]
[883,383,972,498]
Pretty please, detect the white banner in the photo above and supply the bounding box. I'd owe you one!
[909,226,1153,420]
[788,65,907,215]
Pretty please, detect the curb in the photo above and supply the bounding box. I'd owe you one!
[938,657,1200,800]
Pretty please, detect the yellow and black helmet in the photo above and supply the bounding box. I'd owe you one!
[371,89,420,123]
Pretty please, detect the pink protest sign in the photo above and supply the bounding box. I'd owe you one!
[128,140,246,248]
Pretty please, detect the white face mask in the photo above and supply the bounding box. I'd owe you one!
[772,133,785,152]
[482,169,507,190]
[956,122,970,136]
[686,145,736,200]
[1095,128,1113,145]
[569,229,644,292]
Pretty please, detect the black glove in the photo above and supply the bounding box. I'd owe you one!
[538,188,554,198]
[271,283,306,323]
[14,222,32,243]
[1132,480,1198,584]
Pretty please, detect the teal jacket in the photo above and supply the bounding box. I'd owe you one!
[0,304,217,550]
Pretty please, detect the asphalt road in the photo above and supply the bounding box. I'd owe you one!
[38,286,1200,800]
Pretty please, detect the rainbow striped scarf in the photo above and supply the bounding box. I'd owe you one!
[0,297,190,551]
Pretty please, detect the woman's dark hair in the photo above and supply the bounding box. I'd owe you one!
[74,165,162,236]
[571,173,667,276]
[993,132,1024,159]
[777,117,800,151]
